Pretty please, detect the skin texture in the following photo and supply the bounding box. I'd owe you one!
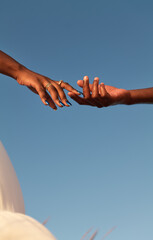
[68,76,153,107]
[0,50,80,110]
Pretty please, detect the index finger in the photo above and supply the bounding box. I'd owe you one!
[60,81,80,95]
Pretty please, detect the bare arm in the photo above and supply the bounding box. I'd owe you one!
[127,88,153,105]
[0,50,25,79]
[0,50,80,110]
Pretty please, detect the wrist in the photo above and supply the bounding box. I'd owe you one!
[14,64,28,80]
[116,89,131,105]
[123,90,132,105]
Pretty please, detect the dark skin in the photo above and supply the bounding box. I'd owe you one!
[68,76,153,107]
[1,51,153,109]
[0,50,80,110]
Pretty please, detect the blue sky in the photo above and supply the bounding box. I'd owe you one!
[0,0,153,239]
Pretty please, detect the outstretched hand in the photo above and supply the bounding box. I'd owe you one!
[17,68,80,110]
[68,76,130,107]
[0,50,80,110]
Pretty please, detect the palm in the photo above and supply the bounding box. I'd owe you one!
[104,85,128,104]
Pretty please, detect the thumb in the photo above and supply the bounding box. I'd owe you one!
[77,80,83,87]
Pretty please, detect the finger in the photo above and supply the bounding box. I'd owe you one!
[90,77,104,108]
[28,86,38,94]
[68,92,94,106]
[91,77,99,98]
[50,82,72,107]
[36,86,57,110]
[77,77,103,108]
[45,84,65,108]
[46,96,58,110]
[99,83,109,107]
[77,80,93,91]
[99,83,108,97]
[60,81,81,95]
[83,76,91,99]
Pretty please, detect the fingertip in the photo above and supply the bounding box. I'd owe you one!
[42,98,48,105]
[77,80,83,86]
[45,100,49,105]
[56,100,64,107]
[66,100,72,106]
[94,77,99,81]
[77,90,83,95]
[68,92,75,97]
[83,76,89,81]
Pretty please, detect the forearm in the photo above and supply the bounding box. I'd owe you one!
[0,50,27,80]
[126,88,153,105]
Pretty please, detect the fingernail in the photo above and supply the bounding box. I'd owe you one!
[77,90,83,95]
[45,100,49,105]
[59,101,65,107]
[53,108,57,111]
[66,100,72,106]
[84,76,89,81]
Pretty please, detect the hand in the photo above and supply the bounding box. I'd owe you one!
[17,67,80,110]
[68,76,130,108]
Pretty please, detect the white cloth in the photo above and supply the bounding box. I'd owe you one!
[0,142,25,213]
[0,142,56,240]
[0,211,56,240]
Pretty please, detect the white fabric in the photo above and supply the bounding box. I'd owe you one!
[0,142,57,240]
[0,211,56,240]
[0,142,25,213]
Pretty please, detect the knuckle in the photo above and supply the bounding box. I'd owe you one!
[57,85,64,92]
[17,79,23,85]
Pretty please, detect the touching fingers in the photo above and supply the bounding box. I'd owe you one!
[74,76,103,108]
[31,74,110,109]
[61,81,81,95]
[68,92,94,106]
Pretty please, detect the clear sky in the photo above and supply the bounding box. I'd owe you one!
[0,0,153,239]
